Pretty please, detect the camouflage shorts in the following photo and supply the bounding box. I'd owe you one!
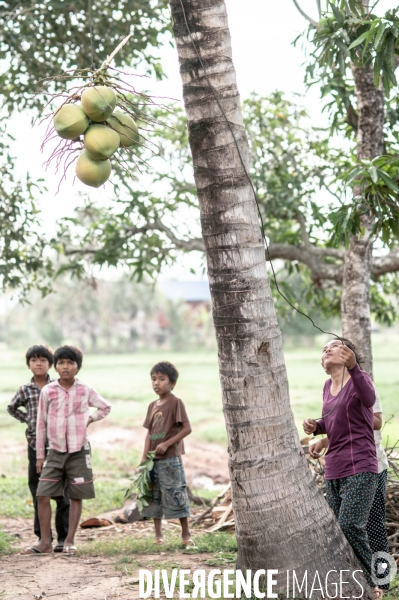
[141,456,190,520]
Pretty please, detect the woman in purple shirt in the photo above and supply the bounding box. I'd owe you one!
[303,339,380,597]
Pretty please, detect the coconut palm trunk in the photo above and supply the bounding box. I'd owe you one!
[169,0,373,596]
[341,63,384,377]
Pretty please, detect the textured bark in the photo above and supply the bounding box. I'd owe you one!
[341,64,384,376]
[169,0,372,596]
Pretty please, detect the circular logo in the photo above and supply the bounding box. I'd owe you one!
[371,552,397,586]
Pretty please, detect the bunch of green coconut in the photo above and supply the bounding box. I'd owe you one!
[53,85,139,188]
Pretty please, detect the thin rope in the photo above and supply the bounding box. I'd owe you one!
[178,0,343,341]
[88,0,95,70]
[315,366,346,421]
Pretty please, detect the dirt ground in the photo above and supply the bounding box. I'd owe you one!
[1,421,230,600]
[0,518,217,600]
[87,420,230,487]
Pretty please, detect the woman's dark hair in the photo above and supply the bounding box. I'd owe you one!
[150,362,179,384]
[54,345,83,369]
[26,345,54,366]
[339,338,362,364]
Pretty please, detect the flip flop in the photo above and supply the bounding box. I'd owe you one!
[62,545,77,554]
[21,547,52,555]
[182,538,195,547]
[54,543,64,553]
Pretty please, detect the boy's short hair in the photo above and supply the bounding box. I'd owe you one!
[54,345,83,369]
[150,362,179,384]
[26,345,54,367]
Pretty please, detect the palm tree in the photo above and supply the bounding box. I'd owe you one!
[168,0,374,596]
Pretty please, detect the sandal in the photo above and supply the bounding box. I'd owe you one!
[182,538,195,547]
[20,546,52,555]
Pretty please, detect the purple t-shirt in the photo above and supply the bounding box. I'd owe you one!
[315,364,378,480]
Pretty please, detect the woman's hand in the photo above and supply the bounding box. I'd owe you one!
[303,419,317,434]
[309,438,327,458]
[339,345,357,370]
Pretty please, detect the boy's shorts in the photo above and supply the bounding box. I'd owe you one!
[36,443,95,500]
[141,456,190,520]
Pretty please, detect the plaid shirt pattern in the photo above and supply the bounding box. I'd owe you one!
[7,375,54,449]
[36,379,111,459]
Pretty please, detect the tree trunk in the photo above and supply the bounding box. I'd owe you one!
[341,63,384,376]
[169,0,372,596]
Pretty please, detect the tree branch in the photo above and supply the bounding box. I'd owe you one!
[147,219,205,252]
[63,223,399,285]
[346,101,358,131]
[266,243,343,283]
[266,241,399,285]
[295,212,312,249]
[371,248,399,278]
[63,220,205,257]
[291,0,319,27]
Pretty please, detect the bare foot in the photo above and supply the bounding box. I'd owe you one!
[153,538,164,545]
[374,588,384,599]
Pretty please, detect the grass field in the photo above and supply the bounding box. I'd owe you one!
[1,331,398,517]
[1,330,398,448]
[1,335,399,594]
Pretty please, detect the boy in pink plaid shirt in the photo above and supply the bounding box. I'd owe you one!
[22,345,111,555]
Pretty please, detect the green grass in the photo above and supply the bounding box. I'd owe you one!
[386,576,399,599]
[1,339,399,584]
[0,477,36,519]
[0,476,131,519]
[1,336,398,449]
[79,530,237,557]
[0,529,16,554]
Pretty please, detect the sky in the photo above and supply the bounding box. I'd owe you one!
[8,0,399,281]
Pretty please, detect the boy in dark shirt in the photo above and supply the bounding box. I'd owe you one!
[141,362,192,545]
[7,345,69,551]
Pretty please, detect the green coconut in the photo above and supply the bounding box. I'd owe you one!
[81,86,116,122]
[107,111,139,147]
[53,104,89,140]
[84,124,120,161]
[75,149,111,188]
